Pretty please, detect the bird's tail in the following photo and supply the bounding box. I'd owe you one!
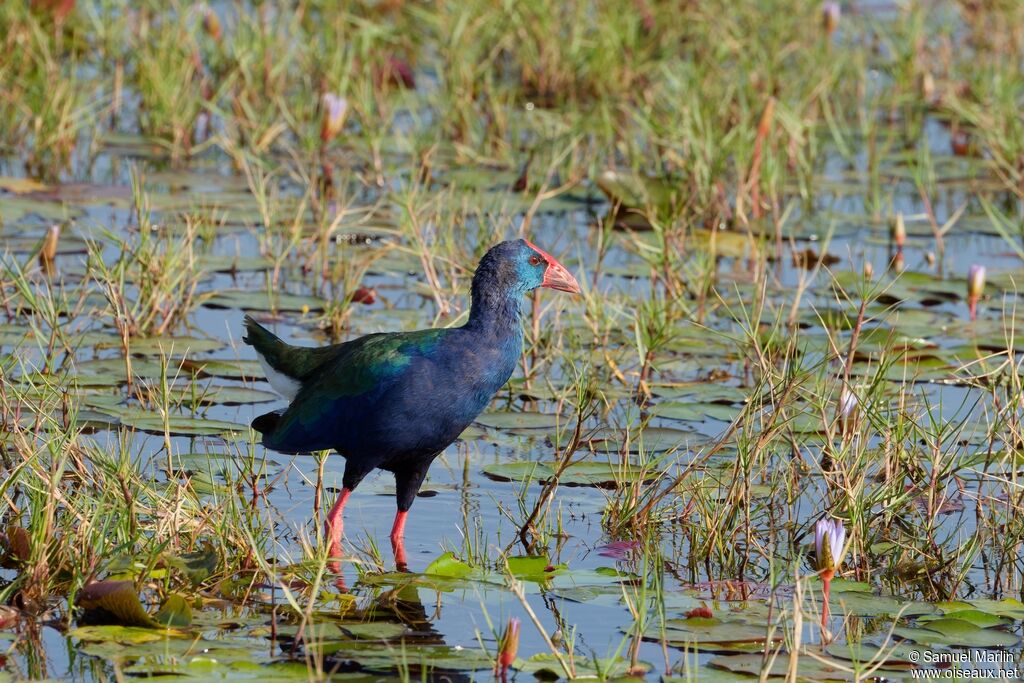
[242,315,286,357]
[243,315,303,399]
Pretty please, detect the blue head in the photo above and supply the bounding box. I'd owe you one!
[472,239,580,297]
[468,239,580,323]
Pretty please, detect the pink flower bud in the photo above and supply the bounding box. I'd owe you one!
[496,617,520,677]
[892,213,906,249]
[822,2,841,35]
[967,264,985,321]
[202,7,222,42]
[320,93,348,143]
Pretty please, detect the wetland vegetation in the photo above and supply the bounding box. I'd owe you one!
[1,0,1024,680]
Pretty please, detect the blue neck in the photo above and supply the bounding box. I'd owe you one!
[466,286,524,339]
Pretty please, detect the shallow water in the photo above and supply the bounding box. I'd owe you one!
[3,2,1024,680]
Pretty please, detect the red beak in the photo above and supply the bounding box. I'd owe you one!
[525,239,582,294]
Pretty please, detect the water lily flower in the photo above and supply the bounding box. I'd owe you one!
[892,213,906,250]
[814,517,846,577]
[496,617,520,679]
[351,286,377,305]
[30,0,75,23]
[822,1,841,36]
[837,387,858,434]
[320,93,348,143]
[891,250,905,273]
[920,71,935,103]
[967,264,985,321]
[40,224,59,265]
[202,7,222,42]
[815,517,846,644]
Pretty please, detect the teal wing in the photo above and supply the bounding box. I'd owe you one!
[259,328,449,453]
[243,315,340,380]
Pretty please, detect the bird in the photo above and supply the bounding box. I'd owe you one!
[243,239,580,569]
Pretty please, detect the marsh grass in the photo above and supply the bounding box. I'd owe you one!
[1,0,1024,681]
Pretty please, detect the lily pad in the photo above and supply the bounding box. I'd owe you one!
[119,414,249,437]
[69,625,181,644]
[423,552,473,579]
[153,594,193,628]
[76,580,159,628]
[892,618,1020,647]
[651,616,782,648]
[709,649,915,681]
[475,411,567,430]
[482,460,655,487]
[203,290,328,313]
[587,426,695,454]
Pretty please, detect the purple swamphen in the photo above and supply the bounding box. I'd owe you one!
[243,240,580,568]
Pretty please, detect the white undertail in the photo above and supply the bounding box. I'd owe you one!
[256,352,301,400]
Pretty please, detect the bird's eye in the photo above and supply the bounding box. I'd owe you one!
[529,255,542,266]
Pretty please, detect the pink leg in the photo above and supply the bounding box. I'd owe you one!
[325,488,352,568]
[390,510,408,571]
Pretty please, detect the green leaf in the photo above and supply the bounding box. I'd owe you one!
[423,552,473,578]
[709,649,914,681]
[69,625,182,644]
[652,617,781,649]
[339,621,408,640]
[505,555,555,579]
[482,460,655,487]
[154,594,192,628]
[76,580,159,628]
[892,618,1021,647]
[172,545,219,586]
[119,414,249,437]
[517,652,650,679]
[475,411,567,430]
[921,609,1010,628]
[202,289,327,313]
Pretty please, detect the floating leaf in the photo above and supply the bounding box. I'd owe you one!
[166,385,279,406]
[164,544,218,586]
[965,599,1024,620]
[650,616,781,648]
[119,414,249,437]
[505,555,557,579]
[595,169,679,215]
[181,358,265,380]
[709,649,914,681]
[202,290,327,313]
[892,617,1020,647]
[423,552,473,579]
[482,460,655,487]
[77,580,159,628]
[153,594,192,628]
[338,621,408,640]
[920,609,1010,629]
[654,401,742,422]
[587,426,695,454]
[475,411,567,430]
[517,652,651,678]
[93,336,225,356]
[70,625,180,644]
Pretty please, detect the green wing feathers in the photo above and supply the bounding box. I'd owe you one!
[244,316,448,400]
[242,315,337,381]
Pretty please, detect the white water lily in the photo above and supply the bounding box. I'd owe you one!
[967,264,985,321]
[822,2,841,35]
[814,518,846,574]
[320,93,348,142]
